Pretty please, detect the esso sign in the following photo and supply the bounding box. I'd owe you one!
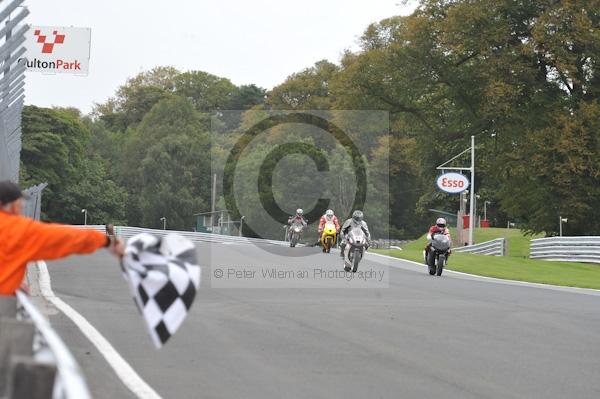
[436,173,470,194]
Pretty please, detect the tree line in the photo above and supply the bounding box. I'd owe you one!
[20,0,600,237]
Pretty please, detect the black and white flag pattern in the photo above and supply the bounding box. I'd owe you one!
[122,233,201,348]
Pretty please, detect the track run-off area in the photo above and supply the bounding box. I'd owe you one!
[36,240,600,399]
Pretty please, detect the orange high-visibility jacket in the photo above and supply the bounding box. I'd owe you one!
[0,211,108,295]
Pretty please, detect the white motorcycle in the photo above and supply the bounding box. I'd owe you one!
[288,221,305,248]
[344,225,368,273]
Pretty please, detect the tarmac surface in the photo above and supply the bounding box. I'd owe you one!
[44,241,600,399]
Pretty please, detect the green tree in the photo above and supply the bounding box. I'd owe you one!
[118,96,211,229]
[173,71,237,112]
[331,0,600,236]
[268,60,339,109]
[20,106,127,224]
[94,66,179,130]
[139,136,208,230]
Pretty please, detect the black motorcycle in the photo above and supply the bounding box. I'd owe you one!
[426,234,451,276]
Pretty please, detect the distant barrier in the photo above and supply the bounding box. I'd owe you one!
[369,239,408,249]
[73,224,291,246]
[453,238,506,256]
[530,236,600,264]
[77,225,510,257]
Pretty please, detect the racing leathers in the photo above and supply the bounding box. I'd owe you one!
[287,215,307,241]
[339,218,370,258]
[424,225,452,261]
[318,214,340,239]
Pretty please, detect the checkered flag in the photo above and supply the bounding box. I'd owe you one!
[122,233,201,348]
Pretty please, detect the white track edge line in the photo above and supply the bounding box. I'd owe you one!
[37,261,162,399]
[366,252,600,296]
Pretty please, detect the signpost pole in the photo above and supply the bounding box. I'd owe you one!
[559,216,562,237]
[435,136,476,246]
[468,135,475,246]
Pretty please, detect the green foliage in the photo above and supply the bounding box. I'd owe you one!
[228,85,266,110]
[497,101,600,235]
[327,0,600,236]
[20,106,127,224]
[86,69,266,230]
[173,71,237,112]
[117,96,211,229]
[376,247,600,290]
[139,136,208,229]
[374,228,600,289]
[23,0,600,237]
[94,66,180,130]
[268,60,338,109]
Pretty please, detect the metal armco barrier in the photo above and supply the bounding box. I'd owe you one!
[1,291,89,399]
[530,236,600,264]
[453,238,506,256]
[15,291,91,399]
[369,239,408,249]
[73,224,292,246]
[22,182,47,220]
[0,0,47,221]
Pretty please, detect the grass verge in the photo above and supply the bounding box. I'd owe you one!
[375,228,600,290]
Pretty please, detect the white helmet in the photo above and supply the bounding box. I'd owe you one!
[352,210,364,222]
[436,217,447,227]
[296,208,303,216]
[325,209,334,217]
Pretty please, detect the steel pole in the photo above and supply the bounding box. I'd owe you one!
[468,135,475,246]
[559,215,562,237]
[210,174,217,228]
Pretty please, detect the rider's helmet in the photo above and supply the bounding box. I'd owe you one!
[296,208,304,216]
[325,209,334,218]
[436,217,447,228]
[352,210,364,223]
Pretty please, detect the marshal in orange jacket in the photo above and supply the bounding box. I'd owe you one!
[0,211,109,295]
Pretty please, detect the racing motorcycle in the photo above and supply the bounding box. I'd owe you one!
[426,233,451,276]
[289,221,305,248]
[343,225,368,273]
[320,221,337,253]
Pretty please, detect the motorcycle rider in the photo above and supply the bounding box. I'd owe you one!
[339,210,370,258]
[287,208,308,241]
[424,217,452,263]
[318,209,340,244]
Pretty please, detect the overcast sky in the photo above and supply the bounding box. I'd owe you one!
[23,0,415,113]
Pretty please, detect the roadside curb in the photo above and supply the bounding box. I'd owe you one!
[24,263,58,316]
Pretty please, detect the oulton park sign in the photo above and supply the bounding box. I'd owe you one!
[19,26,91,76]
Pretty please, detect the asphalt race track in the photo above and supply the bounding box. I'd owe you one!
[45,241,600,399]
